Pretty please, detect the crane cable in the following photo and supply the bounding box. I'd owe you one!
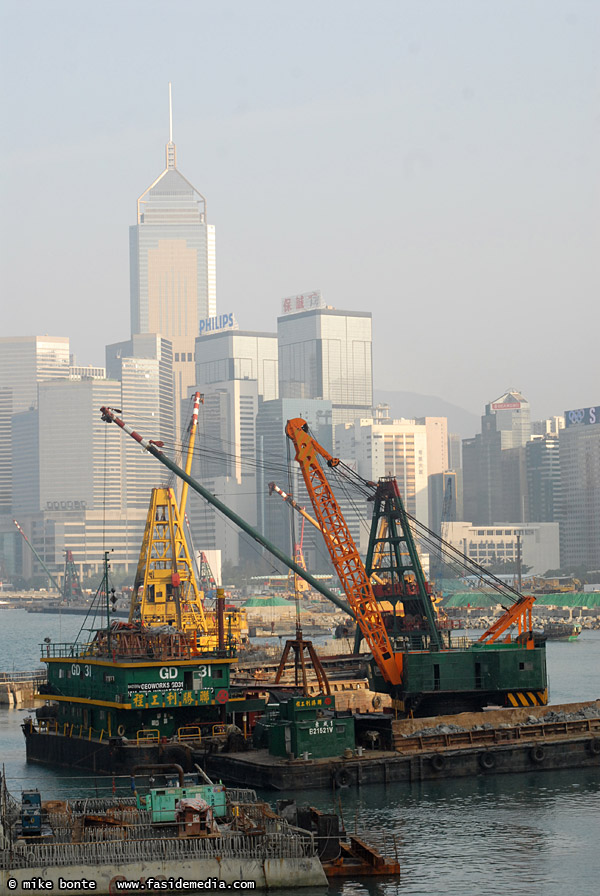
[404,511,522,606]
[296,428,523,607]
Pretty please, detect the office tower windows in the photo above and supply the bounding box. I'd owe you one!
[0,336,70,514]
[463,390,532,525]
[559,406,600,569]
[129,90,216,433]
[278,307,372,427]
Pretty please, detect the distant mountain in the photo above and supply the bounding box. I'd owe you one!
[373,389,480,438]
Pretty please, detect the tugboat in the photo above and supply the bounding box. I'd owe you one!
[540,621,582,641]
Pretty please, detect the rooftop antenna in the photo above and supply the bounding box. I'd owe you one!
[166,82,176,169]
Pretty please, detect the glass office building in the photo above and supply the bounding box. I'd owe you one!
[195,330,278,403]
[463,390,532,525]
[559,406,600,569]
[277,308,372,427]
[129,152,216,338]
[129,122,216,435]
[0,336,70,515]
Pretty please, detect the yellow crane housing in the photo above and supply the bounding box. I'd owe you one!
[130,485,208,633]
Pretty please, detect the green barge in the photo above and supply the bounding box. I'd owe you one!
[23,621,265,774]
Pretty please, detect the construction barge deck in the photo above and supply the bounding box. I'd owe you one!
[204,700,600,791]
[1,779,399,891]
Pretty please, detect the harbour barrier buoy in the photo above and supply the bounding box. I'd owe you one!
[479,751,496,771]
[530,745,545,764]
[430,753,446,772]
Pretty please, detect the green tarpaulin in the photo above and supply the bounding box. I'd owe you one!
[443,593,500,608]
[243,595,295,607]
[443,591,600,609]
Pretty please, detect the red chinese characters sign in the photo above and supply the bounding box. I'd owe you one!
[281,290,324,315]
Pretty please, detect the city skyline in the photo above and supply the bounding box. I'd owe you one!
[1,2,598,423]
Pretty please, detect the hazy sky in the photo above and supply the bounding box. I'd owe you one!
[1,0,598,424]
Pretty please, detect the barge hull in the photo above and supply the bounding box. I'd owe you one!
[23,728,193,775]
[206,734,600,790]
[206,700,600,790]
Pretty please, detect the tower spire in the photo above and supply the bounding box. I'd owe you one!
[166,82,176,169]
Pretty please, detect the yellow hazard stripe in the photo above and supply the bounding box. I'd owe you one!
[507,690,548,708]
[507,692,537,707]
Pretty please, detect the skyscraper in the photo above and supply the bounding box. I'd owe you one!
[195,329,278,405]
[559,405,600,570]
[278,305,372,427]
[36,377,123,514]
[0,336,70,514]
[255,397,334,563]
[462,390,532,524]
[129,86,216,431]
[185,329,278,564]
[9,374,150,582]
[336,417,430,524]
[106,335,174,507]
[526,436,562,523]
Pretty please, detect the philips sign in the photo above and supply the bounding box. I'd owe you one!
[565,406,600,427]
[198,313,237,336]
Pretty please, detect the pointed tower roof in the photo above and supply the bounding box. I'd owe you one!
[490,389,528,410]
[136,83,207,224]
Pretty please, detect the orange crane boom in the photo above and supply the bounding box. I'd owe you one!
[285,418,402,686]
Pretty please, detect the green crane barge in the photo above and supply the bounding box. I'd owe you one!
[100,407,547,717]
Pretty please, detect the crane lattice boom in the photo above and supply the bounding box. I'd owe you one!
[285,418,402,686]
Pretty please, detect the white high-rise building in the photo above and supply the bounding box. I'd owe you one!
[10,376,149,583]
[106,335,174,507]
[186,330,278,565]
[336,417,430,526]
[37,378,123,513]
[415,417,449,479]
[193,328,278,483]
[195,330,278,405]
[0,336,70,514]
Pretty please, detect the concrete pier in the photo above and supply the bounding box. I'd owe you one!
[0,671,45,705]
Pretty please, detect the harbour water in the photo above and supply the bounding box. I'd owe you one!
[1,609,599,895]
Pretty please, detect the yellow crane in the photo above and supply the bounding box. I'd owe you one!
[130,393,208,634]
[131,393,247,647]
